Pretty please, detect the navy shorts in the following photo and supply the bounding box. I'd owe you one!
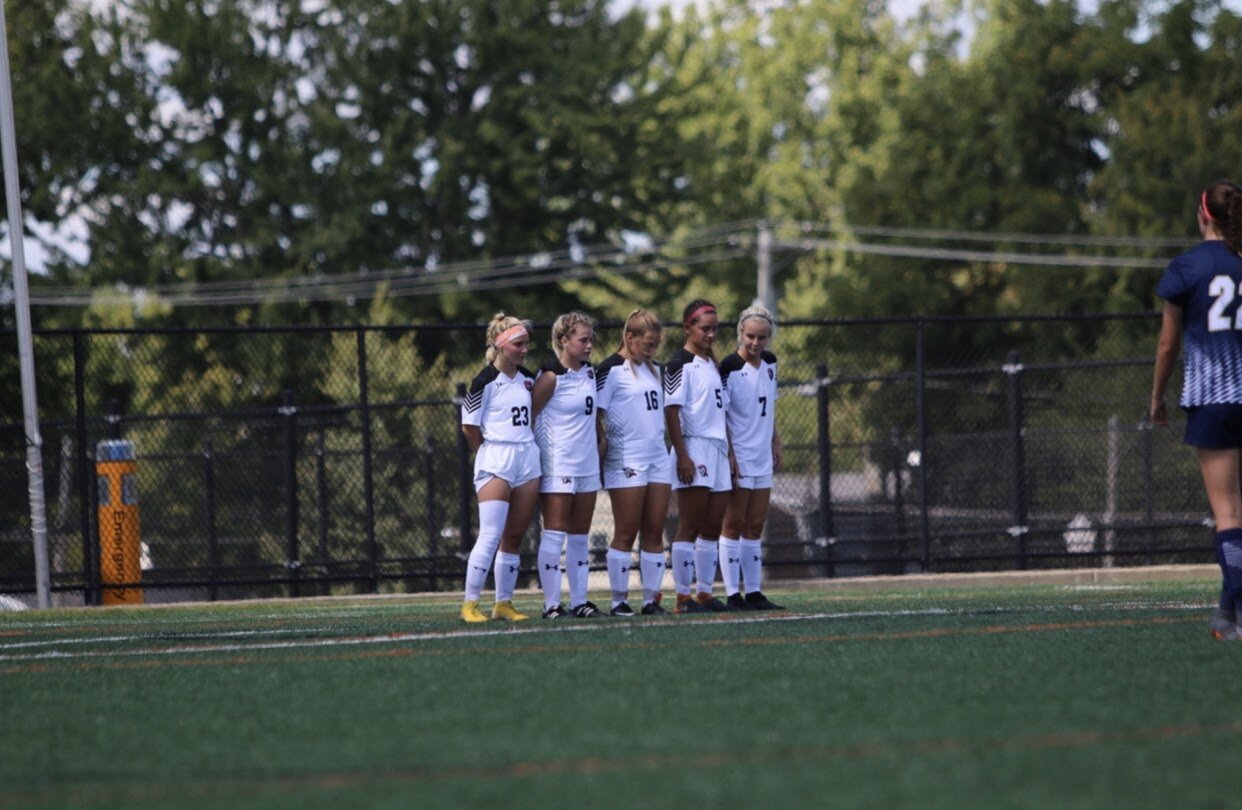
[1183,403,1242,449]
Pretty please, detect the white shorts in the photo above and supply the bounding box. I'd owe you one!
[540,474,601,495]
[735,472,773,490]
[602,455,673,490]
[671,437,732,493]
[473,441,541,492]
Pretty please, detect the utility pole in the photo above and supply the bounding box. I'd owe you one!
[756,220,775,312]
[0,0,51,608]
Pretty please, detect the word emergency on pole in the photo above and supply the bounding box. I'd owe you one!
[96,439,143,605]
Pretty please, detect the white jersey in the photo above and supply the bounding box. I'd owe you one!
[461,364,537,443]
[663,348,728,442]
[721,350,778,477]
[595,352,666,468]
[534,359,600,477]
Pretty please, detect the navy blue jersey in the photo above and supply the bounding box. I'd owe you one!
[1157,240,1242,407]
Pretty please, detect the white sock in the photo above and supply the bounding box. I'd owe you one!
[606,548,632,606]
[740,537,763,594]
[694,537,718,595]
[464,500,509,601]
[494,551,521,602]
[640,551,666,605]
[566,533,591,607]
[719,536,741,596]
[537,530,566,609]
[671,541,695,595]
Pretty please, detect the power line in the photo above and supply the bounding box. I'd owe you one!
[27,220,1181,307]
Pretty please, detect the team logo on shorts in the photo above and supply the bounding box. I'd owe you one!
[697,464,708,477]
[562,476,572,484]
[622,467,637,478]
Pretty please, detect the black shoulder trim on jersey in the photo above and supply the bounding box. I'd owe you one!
[464,365,497,413]
[597,353,624,371]
[663,349,693,396]
[761,350,778,365]
[540,357,567,375]
[518,365,537,379]
[468,365,500,393]
[719,352,743,388]
[595,353,623,392]
[663,348,694,374]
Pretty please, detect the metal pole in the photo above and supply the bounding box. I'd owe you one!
[204,436,218,601]
[916,321,931,571]
[73,331,94,605]
[280,389,300,597]
[356,328,378,592]
[756,221,775,313]
[816,362,835,577]
[1005,350,1028,569]
[0,0,50,608]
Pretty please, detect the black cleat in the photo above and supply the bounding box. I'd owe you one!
[571,601,603,618]
[676,595,708,614]
[744,591,785,611]
[641,600,669,615]
[609,601,636,617]
[541,604,568,619]
[726,593,756,611]
[695,593,728,612]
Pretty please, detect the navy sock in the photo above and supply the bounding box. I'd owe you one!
[1215,528,1242,617]
[1217,542,1233,613]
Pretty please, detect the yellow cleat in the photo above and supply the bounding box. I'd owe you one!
[491,600,529,622]
[461,600,489,623]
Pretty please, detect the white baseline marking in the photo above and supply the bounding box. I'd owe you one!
[0,601,1209,664]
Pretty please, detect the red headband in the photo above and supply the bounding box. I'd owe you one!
[684,305,716,327]
[1201,191,1217,224]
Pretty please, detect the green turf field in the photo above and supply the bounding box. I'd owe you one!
[2,577,1237,809]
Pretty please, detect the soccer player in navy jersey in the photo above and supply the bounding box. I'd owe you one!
[718,305,785,611]
[531,312,604,618]
[1151,180,1242,640]
[459,313,540,623]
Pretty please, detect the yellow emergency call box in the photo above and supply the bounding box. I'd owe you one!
[97,439,143,605]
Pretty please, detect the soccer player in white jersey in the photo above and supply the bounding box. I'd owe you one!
[665,299,736,613]
[531,312,604,619]
[719,305,785,610]
[596,309,672,616]
[459,312,541,623]
[1151,180,1242,640]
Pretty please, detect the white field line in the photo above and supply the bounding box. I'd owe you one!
[0,601,1211,664]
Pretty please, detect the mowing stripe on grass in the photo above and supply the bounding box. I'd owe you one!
[0,611,1205,675]
[4,719,1239,806]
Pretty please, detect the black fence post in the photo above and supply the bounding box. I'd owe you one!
[315,428,329,593]
[816,362,835,577]
[424,432,439,591]
[456,382,472,563]
[916,320,931,572]
[1005,350,1028,569]
[280,389,300,597]
[890,428,907,566]
[356,328,379,593]
[73,330,96,606]
[204,436,218,602]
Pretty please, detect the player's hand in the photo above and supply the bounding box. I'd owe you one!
[1149,397,1169,427]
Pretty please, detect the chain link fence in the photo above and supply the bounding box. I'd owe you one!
[0,314,1208,605]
